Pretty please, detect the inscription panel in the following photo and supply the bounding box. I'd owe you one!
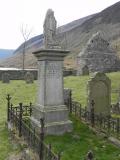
[46,61,62,79]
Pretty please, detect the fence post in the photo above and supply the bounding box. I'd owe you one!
[10,104,13,122]
[84,106,87,121]
[75,102,77,116]
[19,103,23,137]
[107,115,111,136]
[6,94,11,122]
[30,102,32,116]
[91,100,95,127]
[79,104,82,119]
[69,90,72,113]
[33,127,36,146]
[99,113,102,130]
[116,118,120,138]
[39,118,45,160]
[28,122,31,146]
[12,106,15,127]
[48,144,52,160]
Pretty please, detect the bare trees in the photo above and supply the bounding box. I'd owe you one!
[20,25,32,70]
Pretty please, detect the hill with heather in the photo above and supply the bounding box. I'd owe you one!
[1,1,120,69]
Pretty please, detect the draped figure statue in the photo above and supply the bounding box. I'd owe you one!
[43,9,57,48]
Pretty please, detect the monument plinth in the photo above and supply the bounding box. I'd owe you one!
[31,9,72,135]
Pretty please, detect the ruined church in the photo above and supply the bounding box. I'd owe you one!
[77,32,120,75]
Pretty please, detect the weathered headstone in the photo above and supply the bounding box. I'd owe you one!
[64,88,72,105]
[31,9,72,135]
[111,103,120,115]
[2,73,10,83]
[24,71,34,83]
[81,65,89,75]
[87,72,111,115]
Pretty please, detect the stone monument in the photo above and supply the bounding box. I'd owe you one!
[77,32,120,75]
[87,72,111,115]
[31,9,72,135]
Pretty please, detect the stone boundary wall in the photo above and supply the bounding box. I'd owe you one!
[0,69,38,80]
[63,69,77,76]
[0,69,76,80]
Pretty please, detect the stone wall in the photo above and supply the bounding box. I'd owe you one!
[63,69,77,76]
[0,68,76,80]
[0,69,38,80]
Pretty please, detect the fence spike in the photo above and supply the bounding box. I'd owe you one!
[29,102,32,116]
[90,100,95,127]
[19,103,23,137]
[85,150,94,160]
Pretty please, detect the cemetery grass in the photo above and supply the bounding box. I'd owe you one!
[46,115,120,160]
[0,72,120,159]
[0,80,37,160]
[64,71,120,106]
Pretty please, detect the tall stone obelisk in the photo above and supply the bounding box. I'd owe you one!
[31,9,72,135]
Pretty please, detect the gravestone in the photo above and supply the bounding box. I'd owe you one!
[87,72,111,115]
[111,103,120,115]
[24,71,34,83]
[31,9,72,135]
[81,65,89,75]
[2,73,10,83]
[64,88,72,105]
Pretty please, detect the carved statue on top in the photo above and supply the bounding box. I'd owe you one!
[43,9,60,49]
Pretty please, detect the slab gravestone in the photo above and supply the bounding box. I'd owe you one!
[81,65,89,75]
[64,88,72,105]
[2,73,10,83]
[87,72,111,115]
[31,9,72,135]
[111,103,120,115]
[24,71,34,83]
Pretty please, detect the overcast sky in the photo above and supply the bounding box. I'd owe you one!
[0,0,119,49]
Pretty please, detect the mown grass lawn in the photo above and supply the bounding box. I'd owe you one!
[0,72,120,159]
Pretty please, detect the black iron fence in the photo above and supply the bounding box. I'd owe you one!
[7,94,95,160]
[7,91,120,159]
[65,95,120,139]
[7,94,61,160]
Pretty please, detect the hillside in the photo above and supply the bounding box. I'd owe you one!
[1,1,120,68]
[0,49,14,60]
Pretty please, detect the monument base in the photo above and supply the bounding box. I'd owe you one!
[31,105,72,135]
